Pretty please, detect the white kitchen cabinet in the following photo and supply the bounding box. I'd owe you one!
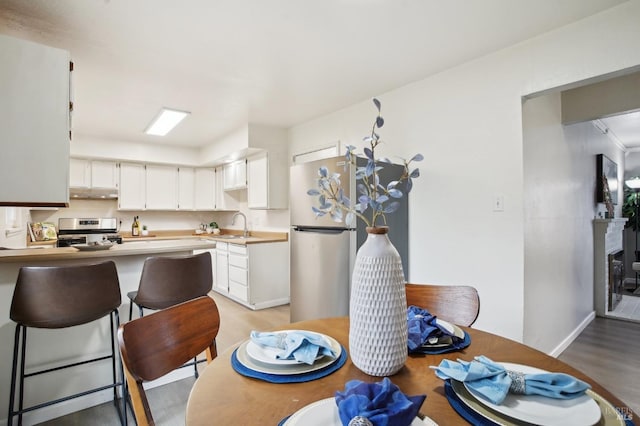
[193,248,217,290]
[223,160,247,190]
[215,242,229,294]
[194,168,216,210]
[212,241,289,309]
[146,164,178,210]
[90,160,118,189]
[118,162,145,210]
[178,167,195,210]
[0,34,71,207]
[247,151,288,209]
[215,166,239,210]
[70,159,118,198]
[69,159,91,188]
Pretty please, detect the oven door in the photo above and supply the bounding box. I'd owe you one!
[57,236,86,247]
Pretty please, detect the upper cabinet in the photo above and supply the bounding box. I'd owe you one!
[0,34,71,207]
[223,160,247,190]
[69,158,91,188]
[118,162,145,210]
[178,167,195,210]
[215,166,239,210]
[117,162,220,211]
[91,160,118,189]
[194,168,216,210]
[69,158,118,192]
[247,151,288,209]
[146,164,178,210]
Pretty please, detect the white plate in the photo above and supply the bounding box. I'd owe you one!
[420,319,465,348]
[71,243,114,251]
[246,330,328,366]
[236,335,341,375]
[462,362,601,426]
[436,319,465,339]
[283,398,437,426]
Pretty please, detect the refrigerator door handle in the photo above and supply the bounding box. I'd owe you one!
[292,227,349,234]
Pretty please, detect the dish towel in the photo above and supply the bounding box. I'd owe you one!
[250,330,337,365]
[335,378,426,426]
[407,306,464,351]
[431,355,591,405]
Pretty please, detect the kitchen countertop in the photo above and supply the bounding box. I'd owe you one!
[5,230,288,263]
[120,229,288,245]
[0,239,217,263]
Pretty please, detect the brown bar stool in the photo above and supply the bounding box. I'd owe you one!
[7,261,126,426]
[127,251,213,378]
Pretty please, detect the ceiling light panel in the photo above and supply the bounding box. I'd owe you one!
[145,108,190,136]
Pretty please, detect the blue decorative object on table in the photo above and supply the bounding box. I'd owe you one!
[334,377,426,426]
[407,306,470,354]
[432,355,590,405]
[250,330,337,365]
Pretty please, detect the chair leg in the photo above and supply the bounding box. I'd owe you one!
[7,324,23,426]
[128,301,133,322]
[111,310,127,426]
[138,305,144,318]
[194,356,199,379]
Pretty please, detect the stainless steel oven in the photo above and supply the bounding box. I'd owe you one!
[56,218,123,247]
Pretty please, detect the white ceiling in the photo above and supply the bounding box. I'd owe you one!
[599,111,640,150]
[0,0,630,149]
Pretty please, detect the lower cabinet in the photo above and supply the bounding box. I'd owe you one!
[213,241,289,309]
[215,243,229,294]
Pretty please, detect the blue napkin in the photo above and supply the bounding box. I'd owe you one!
[250,330,337,365]
[407,306,463,351]
[334,378,426,426]
[432,355,591,405]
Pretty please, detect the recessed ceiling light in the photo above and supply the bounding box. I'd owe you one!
[145,108,190,136]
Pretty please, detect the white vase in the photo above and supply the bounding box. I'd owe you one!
[349,226,408,376]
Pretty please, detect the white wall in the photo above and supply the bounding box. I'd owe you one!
[288,1,640,346]
[522,92,625,354]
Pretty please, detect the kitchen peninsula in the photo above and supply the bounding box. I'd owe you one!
[0,231,287,425]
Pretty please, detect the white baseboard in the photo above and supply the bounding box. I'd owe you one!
[548,311,595,357]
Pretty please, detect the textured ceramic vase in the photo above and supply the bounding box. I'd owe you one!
[349,226,408,376]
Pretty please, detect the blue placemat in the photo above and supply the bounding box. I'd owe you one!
[409,331,471,355]
[444,380,499,425]
[231,344,347,383]
[444,380,636,426]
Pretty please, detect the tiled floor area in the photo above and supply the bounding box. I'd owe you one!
[609,294,640,322]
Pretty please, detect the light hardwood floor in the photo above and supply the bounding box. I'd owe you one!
[36,295,639,425]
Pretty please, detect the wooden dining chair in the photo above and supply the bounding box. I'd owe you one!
[405,283,480,327]
[118,296,220,426]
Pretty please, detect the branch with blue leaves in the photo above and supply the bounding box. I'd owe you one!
[307,98,423,228]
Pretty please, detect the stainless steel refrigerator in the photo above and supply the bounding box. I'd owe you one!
[289,155,409,322]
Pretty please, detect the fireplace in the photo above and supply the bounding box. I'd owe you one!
[608,250,624,311]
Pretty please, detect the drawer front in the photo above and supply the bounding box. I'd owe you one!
[229,253,248,268]
[229,281,248,302]
[229,265,248,285]
[216,241,228,251]
[228,244,247,255]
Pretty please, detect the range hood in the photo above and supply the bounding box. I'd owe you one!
[69,187,118,200]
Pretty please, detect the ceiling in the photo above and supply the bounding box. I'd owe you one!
[599,111,640,150]
[0,0,631,149]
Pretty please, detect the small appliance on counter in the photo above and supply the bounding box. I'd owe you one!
[56,218,123,247]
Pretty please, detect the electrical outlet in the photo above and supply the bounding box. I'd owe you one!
[493,195,504,212]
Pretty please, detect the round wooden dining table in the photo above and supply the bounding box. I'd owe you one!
[185,317,636,425]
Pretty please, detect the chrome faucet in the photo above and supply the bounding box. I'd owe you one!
[232,212,249,237]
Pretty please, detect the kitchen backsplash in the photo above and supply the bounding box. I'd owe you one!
[29,199,290,234]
